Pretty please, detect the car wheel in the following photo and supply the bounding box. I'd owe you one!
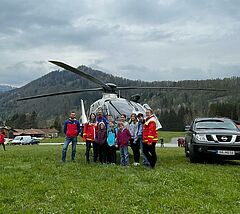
[185,144,189,157]
[189,145,200,163]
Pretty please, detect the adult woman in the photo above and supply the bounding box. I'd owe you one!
[129,113,140,166]
[142,109,158,168]
[83,113,97,163]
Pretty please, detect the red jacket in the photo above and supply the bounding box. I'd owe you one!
[83,122,97,142]
[64,119,81,138]
[143,115,158,145]
[0,133,5,144]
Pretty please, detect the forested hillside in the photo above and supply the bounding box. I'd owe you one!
[0,65,239,131]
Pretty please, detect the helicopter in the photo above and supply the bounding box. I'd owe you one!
[17,61,226,127]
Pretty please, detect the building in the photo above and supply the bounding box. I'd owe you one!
[12,128,59,138]
[40,128,59,138]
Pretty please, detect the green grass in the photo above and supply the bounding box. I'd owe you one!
[1,146,240,213]
[40,131,185,144]
[40,136,66,143]
[159,131,185,143]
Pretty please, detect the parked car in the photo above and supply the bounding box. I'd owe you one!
[12,136,33,145]
[30,138,40,145]
[185,117,240,163]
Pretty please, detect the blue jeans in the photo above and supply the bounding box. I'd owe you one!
[139,137,150,166]
[62,137,77,161]
[119,146,129,166]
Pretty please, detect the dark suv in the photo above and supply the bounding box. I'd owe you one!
[185,117,240,163]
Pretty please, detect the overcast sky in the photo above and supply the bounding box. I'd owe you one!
[1,0,240,86]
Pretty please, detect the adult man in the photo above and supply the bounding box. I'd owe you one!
[96,109,108,127]
[62,111,81,162]
[142,109,158,168]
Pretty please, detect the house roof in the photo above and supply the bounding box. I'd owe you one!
[40,128,60,134]
[14,129,46,136]
[13,128,59,136]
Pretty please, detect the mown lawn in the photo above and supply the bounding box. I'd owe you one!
[0,145,240,213]
[158,131,185,143]
[40,131,185,144]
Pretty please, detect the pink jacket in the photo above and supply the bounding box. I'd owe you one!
[116,128,131,148]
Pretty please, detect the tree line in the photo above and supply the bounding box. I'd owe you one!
[0,66,239,130]
[2,102,239,132]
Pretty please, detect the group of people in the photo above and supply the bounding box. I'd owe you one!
[62,108,159,169]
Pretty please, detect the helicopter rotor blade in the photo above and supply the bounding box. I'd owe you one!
[116,86,227,92]
[49,60,110,91]
[17,88,103,101]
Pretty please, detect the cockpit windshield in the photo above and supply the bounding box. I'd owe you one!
[106,99,145,121]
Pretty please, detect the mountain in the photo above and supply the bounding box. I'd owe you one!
[0,85,16,93]
[0,65,239,129]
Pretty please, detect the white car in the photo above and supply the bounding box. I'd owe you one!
[12,136,32,145]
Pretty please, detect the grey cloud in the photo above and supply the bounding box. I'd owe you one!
[0,0,240,86]
[2,61,49,86]
[118,63,240,82]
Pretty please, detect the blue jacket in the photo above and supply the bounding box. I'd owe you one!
[137,122,143,138]
[107,127,118,146]
[97,116,108,128]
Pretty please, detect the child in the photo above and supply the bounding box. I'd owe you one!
[107,121,118,164]
[0,130,6,151]
[95,122,107,163]
[116,122,131,166]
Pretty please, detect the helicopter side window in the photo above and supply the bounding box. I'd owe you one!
[106,101,122,121]
[129,101,146,115]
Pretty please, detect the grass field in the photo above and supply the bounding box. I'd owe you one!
[1,145,240,213]
[158,131,185,143]
[40,131,186,144]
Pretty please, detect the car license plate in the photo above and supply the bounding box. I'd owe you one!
[217,150,235,155]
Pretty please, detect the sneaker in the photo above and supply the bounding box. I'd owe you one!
[133,162,140,166]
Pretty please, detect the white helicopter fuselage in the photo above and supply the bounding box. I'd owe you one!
[81,93,162,129]
[89,93,146,120]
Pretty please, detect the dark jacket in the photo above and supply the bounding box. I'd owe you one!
[95,123,107,145]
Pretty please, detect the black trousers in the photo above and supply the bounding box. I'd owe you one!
[85,140,98,162]
[130,139,140,163]
[85,140,92,162]
[99,143,107,163]
[143,142,157,168]
[1,143,5,151]
[107,145,116,164]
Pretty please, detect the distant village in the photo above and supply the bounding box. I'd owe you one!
[0,127,59,139]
